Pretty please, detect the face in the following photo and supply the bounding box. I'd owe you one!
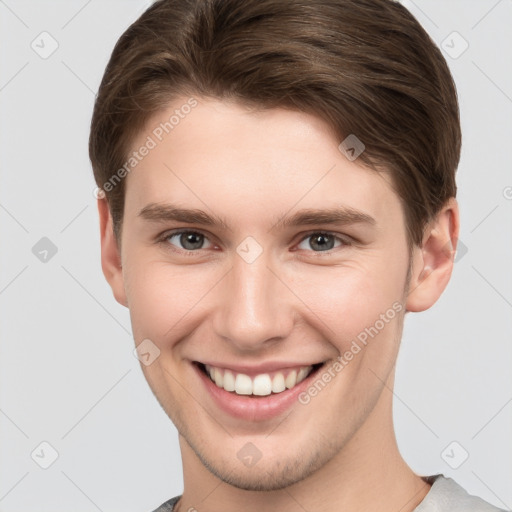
[99,97,456,491]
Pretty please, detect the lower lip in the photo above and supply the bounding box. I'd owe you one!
[193,363,323,421]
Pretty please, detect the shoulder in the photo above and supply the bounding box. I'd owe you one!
[149,478,509,512]
[415,474,509,512]
[150,495,181,512]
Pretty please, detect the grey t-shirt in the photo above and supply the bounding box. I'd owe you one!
[151,474,509,512]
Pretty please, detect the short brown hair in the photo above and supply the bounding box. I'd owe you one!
[89,0,461,247]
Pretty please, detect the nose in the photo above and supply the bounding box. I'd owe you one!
[212,250,294,352]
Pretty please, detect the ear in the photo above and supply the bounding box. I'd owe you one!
[406,197,460,312]
[97,198,128,307]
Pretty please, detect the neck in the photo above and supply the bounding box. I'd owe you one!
[175,369,431,512]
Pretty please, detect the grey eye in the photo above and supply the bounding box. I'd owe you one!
[297,233,343,252]
[166,231,212,251]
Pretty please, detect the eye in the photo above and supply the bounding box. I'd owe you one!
[158,229,350,254]
[296,231,348,253]
[161,230,214,252]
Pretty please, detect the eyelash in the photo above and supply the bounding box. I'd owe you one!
[157,229,352,255]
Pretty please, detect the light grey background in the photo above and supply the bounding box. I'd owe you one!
[0,1,511,511]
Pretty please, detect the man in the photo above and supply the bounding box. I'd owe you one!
[89,0,507,510]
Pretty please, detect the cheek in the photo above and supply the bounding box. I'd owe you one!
[290,259,407,345]
[123,258,215,343]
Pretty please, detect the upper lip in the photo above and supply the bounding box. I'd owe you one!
[195,360,325,375]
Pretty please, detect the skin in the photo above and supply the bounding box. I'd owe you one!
[98,97,459,512]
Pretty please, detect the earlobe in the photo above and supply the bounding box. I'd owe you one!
[97,198,128,308]
[405,198,460,312]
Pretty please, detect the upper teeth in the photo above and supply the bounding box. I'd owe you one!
[205,364,313,396]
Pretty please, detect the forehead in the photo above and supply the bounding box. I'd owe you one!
[124,97,402,230]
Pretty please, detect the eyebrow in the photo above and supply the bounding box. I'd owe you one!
[270,206,375,232]
[137,202,376,232]
[138,203,231,230]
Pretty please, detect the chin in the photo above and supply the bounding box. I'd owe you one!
[187,433,339,492]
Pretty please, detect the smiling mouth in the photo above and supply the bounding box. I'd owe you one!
[195,362,324,397]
